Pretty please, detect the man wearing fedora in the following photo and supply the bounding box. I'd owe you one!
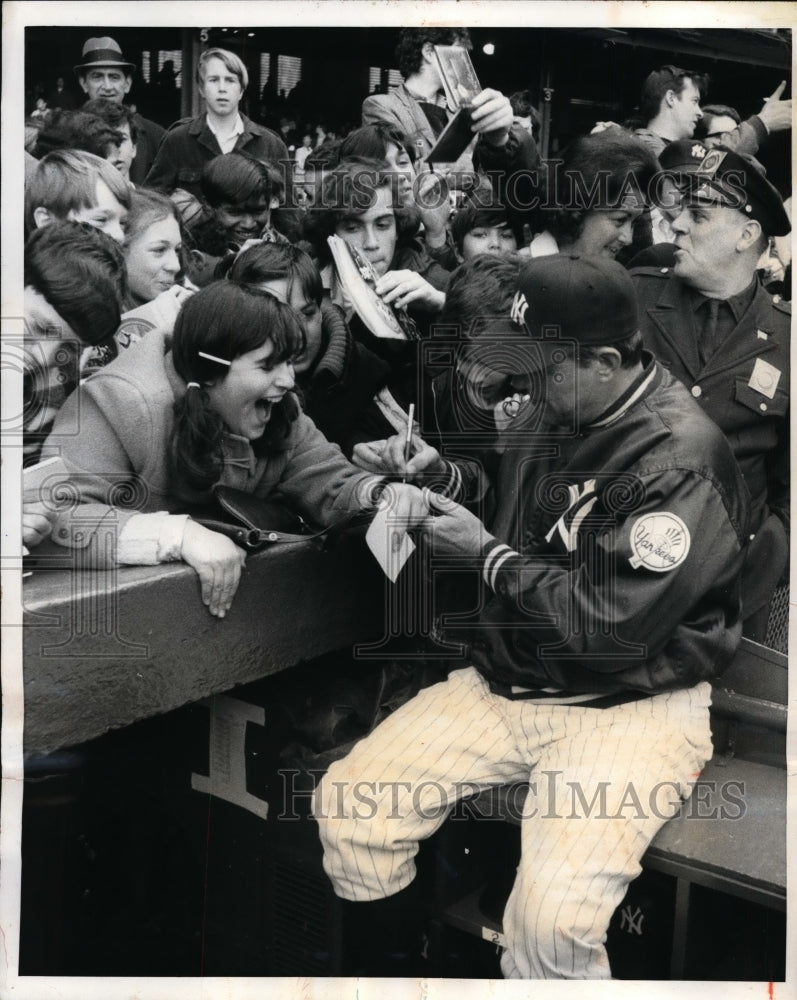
[74,36,165,186]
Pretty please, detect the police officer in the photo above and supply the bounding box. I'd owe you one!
[632,145,790,641]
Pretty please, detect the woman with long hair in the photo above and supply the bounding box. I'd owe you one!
[45,279,428,616]
[114,188,195,349]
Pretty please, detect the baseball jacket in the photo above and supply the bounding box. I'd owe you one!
[144,113,291,198]
[45,327,380,568]
[468,357,750,698]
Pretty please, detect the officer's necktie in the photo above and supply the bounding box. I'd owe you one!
[698,298,721,367]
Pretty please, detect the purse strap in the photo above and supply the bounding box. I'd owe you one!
[192,517,328,551]
[194,485,372,552]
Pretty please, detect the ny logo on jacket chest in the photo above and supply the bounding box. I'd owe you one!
[543,478,599,552]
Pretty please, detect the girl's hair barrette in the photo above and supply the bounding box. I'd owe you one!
[198,351,232,367]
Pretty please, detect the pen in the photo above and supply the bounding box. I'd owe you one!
[402,403,415,484]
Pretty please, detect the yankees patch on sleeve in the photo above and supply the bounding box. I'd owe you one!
[628,512,691,572]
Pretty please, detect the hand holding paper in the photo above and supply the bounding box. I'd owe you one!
[365,482,429,581]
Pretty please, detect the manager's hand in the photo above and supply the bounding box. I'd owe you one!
[422,489,493,556]
[353,431,446,481]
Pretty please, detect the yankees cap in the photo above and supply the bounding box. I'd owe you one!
[511,254,639,344]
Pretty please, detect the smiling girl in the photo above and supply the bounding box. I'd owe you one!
[123,190,185,306]
[103,189,196,350]
[228,241,394,456]
[44,281,428,616]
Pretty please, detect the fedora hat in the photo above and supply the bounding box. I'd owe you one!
[74,36,136,73]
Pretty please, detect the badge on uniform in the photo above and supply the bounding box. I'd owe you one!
[696,149,727,179]
[748,358,781,399]
[629,512,691,572]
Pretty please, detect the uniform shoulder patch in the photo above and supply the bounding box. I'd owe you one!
[629,512,691,572]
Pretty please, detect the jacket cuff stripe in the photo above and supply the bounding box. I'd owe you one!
[482,541,514,590]
[489,548,518,591]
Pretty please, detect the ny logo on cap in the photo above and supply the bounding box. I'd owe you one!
[511,290,528,327]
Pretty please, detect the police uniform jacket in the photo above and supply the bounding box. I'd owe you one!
[631,268,789,532]
[632,267,789,619]
[468,357,749,699]
[144,113,291,197]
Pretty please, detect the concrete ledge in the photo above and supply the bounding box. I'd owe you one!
[23,536,385,755]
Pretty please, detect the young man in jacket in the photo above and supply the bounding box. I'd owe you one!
[632,64,791,161]
[145,47,291,202]
[362,26,538,200]
[313,254,750,978]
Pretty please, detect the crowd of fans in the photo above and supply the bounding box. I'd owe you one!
[21,26,792,625]
[20,27,792,980]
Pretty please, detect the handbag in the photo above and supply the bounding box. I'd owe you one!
[193,485,320,552]
[193,484,366,552]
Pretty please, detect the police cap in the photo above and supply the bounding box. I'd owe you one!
[684,145,790,237]
[658,139,713,173]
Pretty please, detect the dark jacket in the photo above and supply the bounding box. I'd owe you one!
[633,267,790,619]
[129,113,166,186]
[466,360,750,697]
[470,122,546,238]
[299,300,393,457]
[144,112,291,197]
[632,268,789,530]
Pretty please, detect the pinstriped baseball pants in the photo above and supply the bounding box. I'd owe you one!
[314,666,713,979]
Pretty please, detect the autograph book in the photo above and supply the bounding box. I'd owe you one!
[327,235,416,340]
